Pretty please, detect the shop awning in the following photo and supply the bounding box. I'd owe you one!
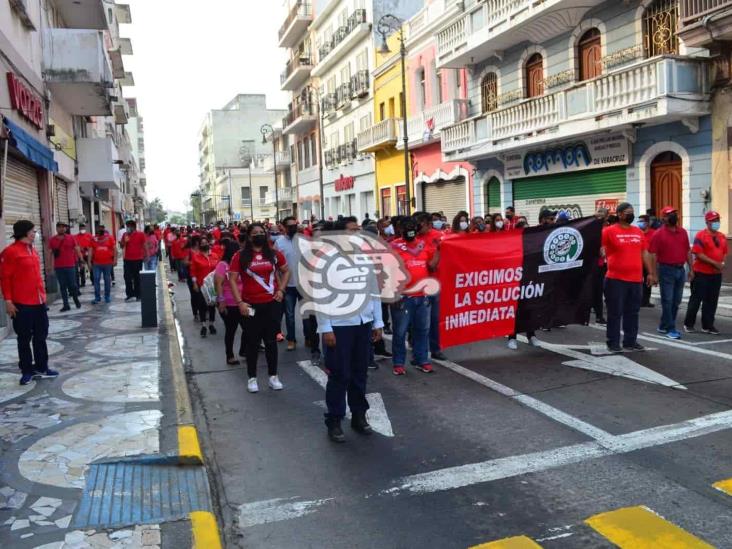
[2,116,58,173]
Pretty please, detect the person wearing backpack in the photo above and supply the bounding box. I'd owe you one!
[190,235,219,338]
[228,223,290,393]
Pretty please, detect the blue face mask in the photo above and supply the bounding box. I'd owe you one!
[711,221,721,232]
[637,221,648,230]
[432,220,444,230]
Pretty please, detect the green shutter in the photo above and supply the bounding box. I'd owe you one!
[513,167,626,200]
[486,177,501,211]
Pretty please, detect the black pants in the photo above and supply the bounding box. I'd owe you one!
[220,306,246,359]
[324,322,372,420]
[123,259,143,298]
[641,267,652,306]
[604,278,641,347]
[593,265,607,319]
[241,300,281,378]
[55,267,78,307]
[304,314,320,354]
[12,304,49,375]
[684,272,722,330]
[77,258,88,287]
[192,289,215,323]
[381,302,390,330]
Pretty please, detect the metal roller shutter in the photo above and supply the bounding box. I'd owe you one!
[55,178,69,225]
[2,155,46,279]
[513,167,627,225]
[422,176,467,220]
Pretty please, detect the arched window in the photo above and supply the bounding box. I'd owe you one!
[481,72,498,113]
[578,28,602,81]
[643,0,679,57]
[525,53,544,98]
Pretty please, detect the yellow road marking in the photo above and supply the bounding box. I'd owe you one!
[470,535,543,548]
[190,511,222,549]
[585,506,714,548]
[713,478,732,496]
[178,425,204,465]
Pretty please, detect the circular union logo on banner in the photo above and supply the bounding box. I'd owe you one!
[540,227,584,273]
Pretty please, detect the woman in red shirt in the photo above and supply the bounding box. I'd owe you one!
[228,223,290,393]
[190,235,218,337]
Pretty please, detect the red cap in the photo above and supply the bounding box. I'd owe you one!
[660,206,677,217]
[705,210,720,222]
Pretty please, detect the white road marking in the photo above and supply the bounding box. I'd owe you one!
[298,360,395,437]
[691,338,732,346]
[235,409,732,529]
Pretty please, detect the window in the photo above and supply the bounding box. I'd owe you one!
[341,64,351,84]
[396,185,408,215]
[381,188,392,217]
[525,53,544,98]
[310,133,318,165]
[379,102,386,121]
[578,28,602,81]
[298,141,305,169]
[330,131,339,148]
[360,113,372,132]
[356,49,368,72]
[259,186,267,199]
[436,70,444,103]
[303,136,311,168]
[481,72,498,113]
[417,67,426,109]
[327,76,337,94]
[241,187,251,201]
[643,0,679,57]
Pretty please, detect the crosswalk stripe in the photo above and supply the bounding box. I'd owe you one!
[713,478,732,496]
[469,535,543,548]
[584,506,714,548]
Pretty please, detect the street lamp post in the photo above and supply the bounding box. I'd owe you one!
[261,124,279,222]
[378,14,411,216]
[239,140,257,222]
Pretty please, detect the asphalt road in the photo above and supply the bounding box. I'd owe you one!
[172,280,732,549]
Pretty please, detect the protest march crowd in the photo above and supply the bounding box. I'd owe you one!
[0,201,728,442]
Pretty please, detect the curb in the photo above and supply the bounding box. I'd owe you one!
[190,511,223,549]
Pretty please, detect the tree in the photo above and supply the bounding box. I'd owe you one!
[147,198,167,224]
[168,214,187,225]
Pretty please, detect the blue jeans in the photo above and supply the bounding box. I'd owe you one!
[55,267,78,307]
[144,256,158,272]
[391,296,430,367]
[658,264,686,332]
[604,278,642,347]
[93,265,113,302]
[283,286,302,343]
[428,293,440,353]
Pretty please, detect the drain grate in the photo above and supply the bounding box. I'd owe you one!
[74,460,212,529]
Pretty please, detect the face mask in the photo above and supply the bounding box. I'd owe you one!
[495,221,504,229]
[79,229,86,234]
[476,224,486,232]
[667,213,678,226]
[286,225,298,237]
[623,213,635,225]
[199,245,210,252]
[252,234,267,247]
[432,220,443,230]
[506,213,514,220]
[405,230,416,241]
[219,225,225,230]
[711,221,721,232]
[384,225,394,236]
[638,221,648,230]
[126,227,133,233]
[459,221,469,231]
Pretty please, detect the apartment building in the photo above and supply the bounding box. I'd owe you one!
[437,0,711,231]
[196,94,286,224]
[126,98,147,222]
[1,0,137,311]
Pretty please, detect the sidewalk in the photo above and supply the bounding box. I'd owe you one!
[651,283,732,319]
[0,266,216,548]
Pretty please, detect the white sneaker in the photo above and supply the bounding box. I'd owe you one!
[507,339,518,350]
[268,375,284,391]
[247,378,259,393]
[529,336,541,347]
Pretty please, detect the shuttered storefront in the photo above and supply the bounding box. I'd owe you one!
[55,177,69,225]
[2,154,46,278]
[513,166,627,224]
[422,177,466,220]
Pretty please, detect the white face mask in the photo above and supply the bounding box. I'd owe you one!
[495,221,504,229]
[459,221,469,231]
[384,225,394,236]
[79,229,86,234]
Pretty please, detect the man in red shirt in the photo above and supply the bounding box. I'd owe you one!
[416,212,447,361]
[120,220,147,301]
[1,220,58,385]
[90,224,117,304]
[648,206,692,339]
[49,222,82,312]
[684,211,728,334]
[602,202,655,353]
[391,217,439,375]
[74,223,93,289]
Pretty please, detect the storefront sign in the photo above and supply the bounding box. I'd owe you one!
[514,193,626,225]
[595,198,619,213]
[505,134,630,179]
[6,73,43,129]
[335,175,355,192]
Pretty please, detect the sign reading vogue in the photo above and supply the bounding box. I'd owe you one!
[504,134,630,179]
[6,73,43,129]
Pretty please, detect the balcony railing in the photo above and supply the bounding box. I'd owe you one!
[325,140,358,168]
[241,199,252,208]
[279,1,313,47]
[350,70,370,99]
[442,56,709,157]
[399,99,469,148]
[318,9,367,62]
[681,0,732,24]
[337,82,353,109]
[275,150,292,166]
[282,100,317,131]
[265,188,294,205]
[321,93,337,116]
[281,54,313,86]
[357,118,400,152]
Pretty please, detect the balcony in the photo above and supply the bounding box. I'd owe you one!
[112,97,129,125]
[107,37,132,80]
[281,54,313,91]
[321,93,337,117]
[350,70,370,99]
[266,188,295,205]
[398,99,469,149]
[77,137,122,190]
[336,82,353,109]
[325,140,358,168]
[53,0,107,30]
[357,118,400,153]
[679,0,732,47]
[42,29,113,116]
[276,150,292,169]
[442,56,709,160]
[279,1,313,48]
[312,9,370,77]
[282,101,317,135]
[436,0,601,69]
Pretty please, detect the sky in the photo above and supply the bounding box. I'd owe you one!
[122,0,289,212]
